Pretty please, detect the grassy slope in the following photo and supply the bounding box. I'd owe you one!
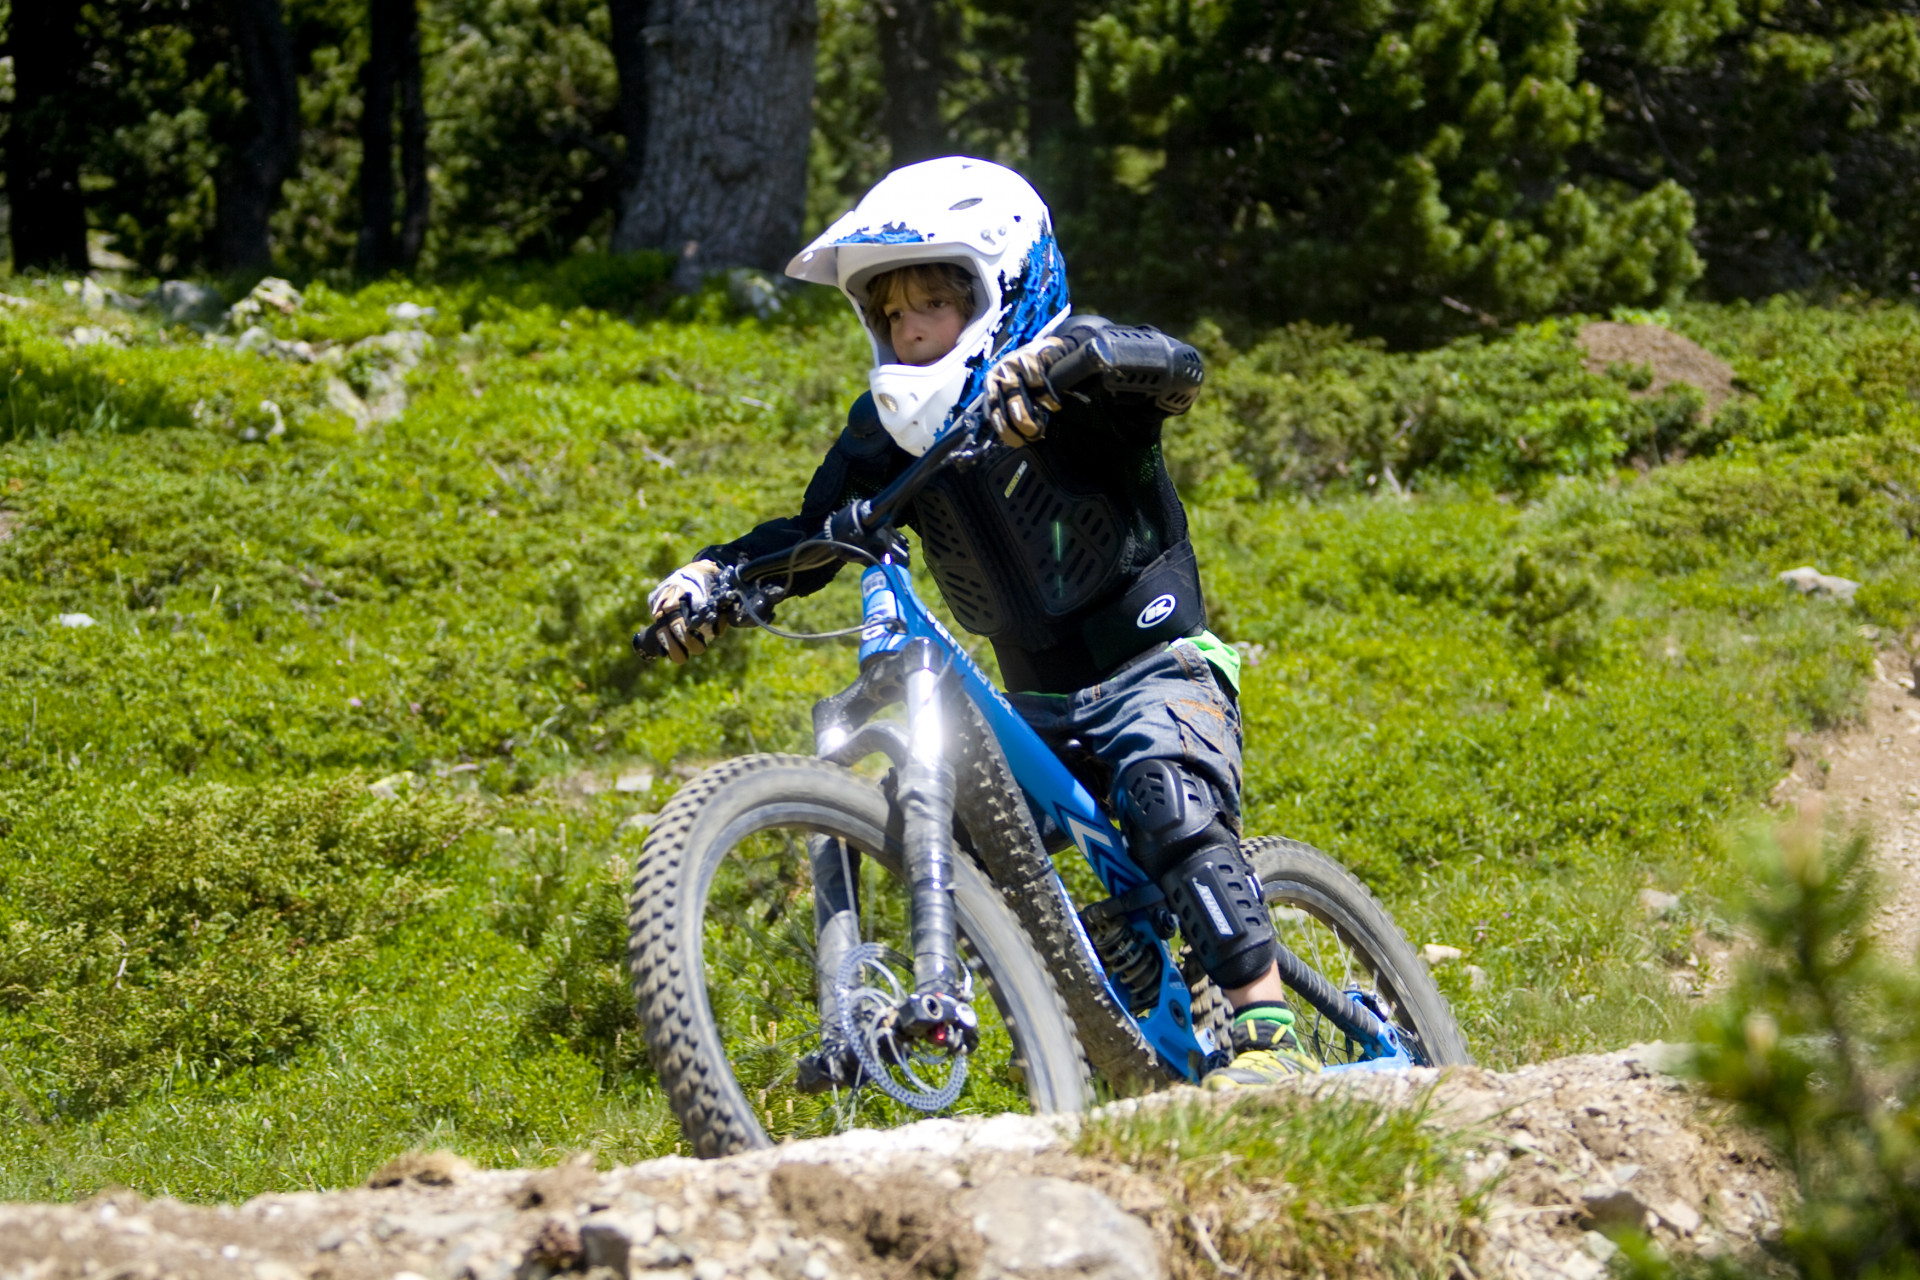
[0,277,1915,1199]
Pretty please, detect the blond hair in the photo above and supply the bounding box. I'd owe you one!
[861,262,978,337]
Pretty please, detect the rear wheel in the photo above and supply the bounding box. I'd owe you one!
[1247,837,1472,1068]
[628,754,1092,1158]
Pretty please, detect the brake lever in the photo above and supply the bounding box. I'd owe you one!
[633,568,754,659]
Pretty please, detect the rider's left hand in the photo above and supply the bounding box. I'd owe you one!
[985,335,1077,448]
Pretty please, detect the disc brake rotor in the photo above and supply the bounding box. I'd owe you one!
[835,941,968,1112]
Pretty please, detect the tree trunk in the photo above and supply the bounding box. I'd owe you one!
[876,0,944,166]
[1027,1,1078,181]
[611,0,817,289]
[608,0,651,220]
[358,0,399,273]
[214,0,300,273]
[395,0,429,268]
[7,5,91,272]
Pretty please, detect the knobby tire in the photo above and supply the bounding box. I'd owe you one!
[1247,836,1473,1068]
[628,753,1091,1158]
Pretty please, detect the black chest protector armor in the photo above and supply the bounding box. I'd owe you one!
[903,320,1208,692]
[699,319,1208,694]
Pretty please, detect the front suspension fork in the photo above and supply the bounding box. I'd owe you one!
[894,639,978,1050]
[809,640,977,1058]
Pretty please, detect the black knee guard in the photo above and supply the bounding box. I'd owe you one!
[1116,759,1276,991]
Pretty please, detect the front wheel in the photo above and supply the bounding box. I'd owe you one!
[628,754,1092,1158]
[1248,837,1472,1068]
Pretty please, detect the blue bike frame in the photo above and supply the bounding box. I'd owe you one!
[854,559,1411,1079]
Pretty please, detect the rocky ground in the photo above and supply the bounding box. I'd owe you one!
[0,1046,1791,1280]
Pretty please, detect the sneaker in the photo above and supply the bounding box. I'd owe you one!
[1203,1004,1320,1089]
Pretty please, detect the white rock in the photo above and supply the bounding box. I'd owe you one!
[616,770,655,794]
[1637,889,1681,918]
[961,1176,1162,1280]
[56,613,96,628]
[1421,944,1464,966]
[1618,1041,1691,1078]
[236,325,276,353]
[1464,963,1490,991]
[1559,1250,1607,1279]
[232,276,303,321]
[327,378,372,429]
[1581,1184,1650,1228]
[1581,1231,1619,1262]
[150,280,226,325]
[1658,1199,1702,1236]
[1778,566,1861,601]
[388,302,439,322]
[725,269,786,319]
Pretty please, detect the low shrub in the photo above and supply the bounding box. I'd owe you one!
[0,775,473,1108]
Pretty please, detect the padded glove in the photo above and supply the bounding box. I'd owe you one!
[647,559,728,664]
[984,334,1077,447]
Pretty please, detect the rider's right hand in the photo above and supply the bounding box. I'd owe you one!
[648,559,728,664]
[984,334,1078,447]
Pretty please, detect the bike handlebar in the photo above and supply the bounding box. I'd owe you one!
[633,341,1113,661]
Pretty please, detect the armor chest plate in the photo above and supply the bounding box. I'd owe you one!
[913,445,1126,646]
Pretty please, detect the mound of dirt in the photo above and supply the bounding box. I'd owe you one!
[0,1047,1787,1280]
[1577,322,1737,418]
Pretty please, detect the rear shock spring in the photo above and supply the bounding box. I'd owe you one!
[1084,916,1161,1014]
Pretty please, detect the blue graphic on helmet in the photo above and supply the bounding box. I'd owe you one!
[947,230,1071,425]
[837,222,928,245]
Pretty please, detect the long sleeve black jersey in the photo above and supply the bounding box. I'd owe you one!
[697,321,1205,693]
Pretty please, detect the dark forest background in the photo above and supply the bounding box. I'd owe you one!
[5,0,1919,343]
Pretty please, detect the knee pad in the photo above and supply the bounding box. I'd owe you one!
[1116,760,1276,990]
[1160,847,1276,990]
[1116,758,1223,878]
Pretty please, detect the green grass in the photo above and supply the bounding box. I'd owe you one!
[1076,1089,1483,1278]
[0,272,1915,1199]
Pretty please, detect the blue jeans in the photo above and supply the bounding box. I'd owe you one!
[1006,639,1244,837]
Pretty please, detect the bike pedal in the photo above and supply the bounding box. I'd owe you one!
[795,1042,867,1094]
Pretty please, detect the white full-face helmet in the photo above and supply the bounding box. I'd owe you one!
[786,156,1071,456]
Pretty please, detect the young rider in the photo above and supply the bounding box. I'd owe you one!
[647,157,1317,1088]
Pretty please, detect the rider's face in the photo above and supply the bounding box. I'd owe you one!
[886,282,966,367]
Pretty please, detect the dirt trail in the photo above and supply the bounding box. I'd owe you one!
[1772,648,1920,960]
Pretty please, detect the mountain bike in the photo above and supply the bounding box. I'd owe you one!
[630,346,1470,1158]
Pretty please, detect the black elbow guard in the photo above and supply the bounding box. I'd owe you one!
[1058,318,1205,416]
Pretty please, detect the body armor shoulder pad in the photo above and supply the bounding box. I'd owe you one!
[840,391,893,459]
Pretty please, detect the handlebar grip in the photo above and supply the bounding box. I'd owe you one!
[633,617,671,659]
[1045,338,1110,395]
